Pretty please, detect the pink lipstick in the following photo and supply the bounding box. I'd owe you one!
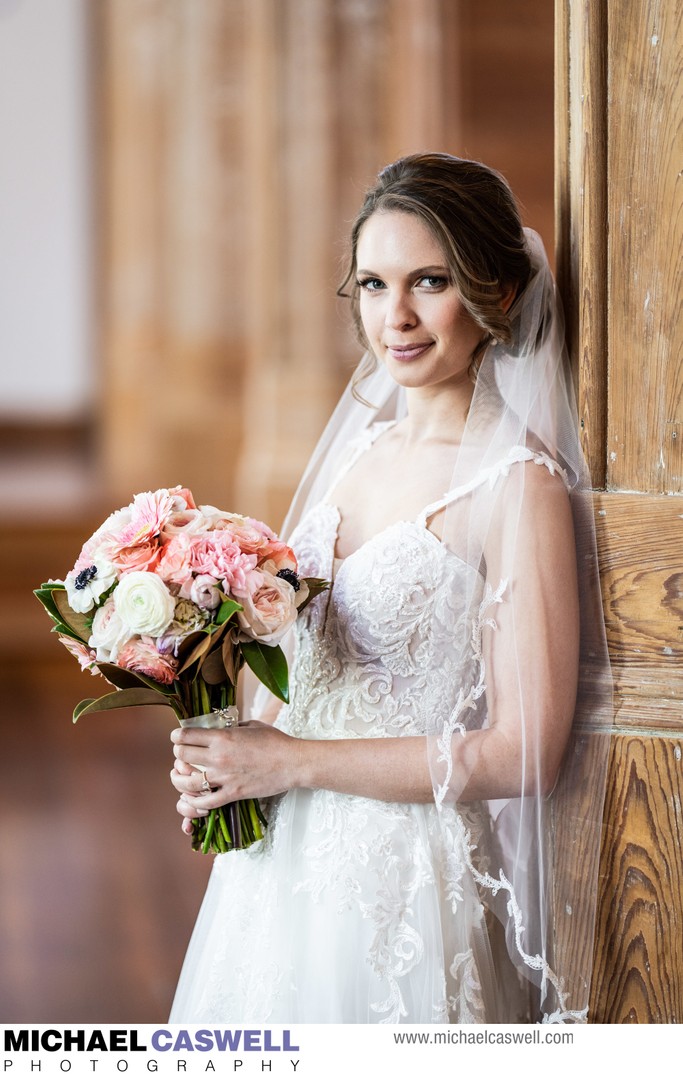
[386,343,433,362]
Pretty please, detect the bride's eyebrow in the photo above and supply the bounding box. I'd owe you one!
[356,264,450,278]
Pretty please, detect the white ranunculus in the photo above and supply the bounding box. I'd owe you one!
[65,552,119,614]
[89,597,133,663]
[113,571,176,637]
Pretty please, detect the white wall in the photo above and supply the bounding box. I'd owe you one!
[0,0,93,420]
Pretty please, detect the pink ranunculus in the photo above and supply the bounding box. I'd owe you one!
[59,635,100,675]
[189,532,258,592]
[117,637,178,685]
[233,568,298,645]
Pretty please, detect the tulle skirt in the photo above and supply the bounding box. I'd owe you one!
[170,786,517,1024]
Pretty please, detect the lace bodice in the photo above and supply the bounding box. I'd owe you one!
[278,501,485,743]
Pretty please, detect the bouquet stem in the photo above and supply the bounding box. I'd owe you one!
[181,681,266,855]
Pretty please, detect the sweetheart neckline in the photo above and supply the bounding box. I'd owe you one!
[319,503,480,582]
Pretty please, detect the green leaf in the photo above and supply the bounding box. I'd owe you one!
[73,687,170,723]
[34,583,66,622]
[215,597,242,626]
[241,640,289,704]
[297,576,331,614]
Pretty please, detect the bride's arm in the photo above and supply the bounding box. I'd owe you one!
[171,464,578,814]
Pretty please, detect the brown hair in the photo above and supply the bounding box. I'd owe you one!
[338,153,532,398]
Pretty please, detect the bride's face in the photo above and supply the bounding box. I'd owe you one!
[355,209,484,393]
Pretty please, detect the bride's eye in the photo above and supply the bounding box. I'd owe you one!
[418,275,448,289]
[356,277,385,292]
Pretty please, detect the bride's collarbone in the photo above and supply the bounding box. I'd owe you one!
[332,482,441,557]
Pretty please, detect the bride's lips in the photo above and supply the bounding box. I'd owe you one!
[385,342,433,362]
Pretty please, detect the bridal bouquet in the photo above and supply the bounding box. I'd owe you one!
[34,485,327,854]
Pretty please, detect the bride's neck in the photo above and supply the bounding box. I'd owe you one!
[402,380,473,445]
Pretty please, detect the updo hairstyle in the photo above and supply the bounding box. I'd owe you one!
[338,153,532,395]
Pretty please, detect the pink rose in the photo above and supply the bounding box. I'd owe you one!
[233,569,298,645]
[222,515,274,556]
[107,537,162,574]
[157,533,194,586]
[117,637,178,685]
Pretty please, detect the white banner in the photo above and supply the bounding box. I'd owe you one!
[1,1023,680,1076]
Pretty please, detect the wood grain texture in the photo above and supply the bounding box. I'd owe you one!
[594,492,683,728]
[100,0,249,507]
[590,733,683,1023]
[606,0,683,493]
[555,0,609,488]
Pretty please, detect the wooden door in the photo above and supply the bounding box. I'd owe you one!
[556,0,683,1022]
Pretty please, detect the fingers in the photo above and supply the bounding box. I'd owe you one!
[176,794,209,820]
[170,766,212,795]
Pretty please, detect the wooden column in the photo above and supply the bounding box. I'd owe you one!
[556,0,683,1023]
[100,1,247,507]
[234,0,463,526]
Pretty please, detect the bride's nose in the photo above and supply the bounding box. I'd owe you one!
[385,289,418,331]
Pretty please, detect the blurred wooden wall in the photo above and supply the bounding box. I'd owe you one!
[556,0,683,1022]
[98,0,553,524]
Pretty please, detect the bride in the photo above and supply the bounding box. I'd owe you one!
[168,153,611,1024]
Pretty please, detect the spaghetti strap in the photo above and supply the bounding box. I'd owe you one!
[416,447,572,527]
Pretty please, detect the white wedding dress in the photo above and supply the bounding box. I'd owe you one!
[170,437,567,1025]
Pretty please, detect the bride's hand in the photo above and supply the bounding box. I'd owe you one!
[170,721,302,830]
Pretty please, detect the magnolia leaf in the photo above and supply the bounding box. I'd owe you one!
[297,576,330,614]
[200,647,232,686]
[176,620,230,676]
[215,597,242,626]
[51,588,92,643]
[221,631,241,684]
[94,662,176,696]
[34,584,65,622]
[241,641,289,704]
[73,687,168,723]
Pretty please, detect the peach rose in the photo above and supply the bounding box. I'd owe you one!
[233,569,298,645]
